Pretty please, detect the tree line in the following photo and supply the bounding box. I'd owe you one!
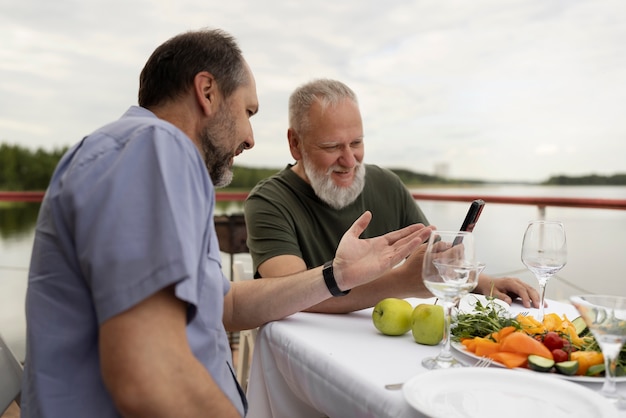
[1,142,625,191]
[0,143,68,191]
[543,174,626,186]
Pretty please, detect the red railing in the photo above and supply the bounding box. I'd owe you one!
[2,190,625,211]
[407,193,626,211]
[0,191,46,202]
[0,191,252,203]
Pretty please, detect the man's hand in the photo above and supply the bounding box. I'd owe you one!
[474,275,541,308]
[332,211,434,291]
[394,242,431,297]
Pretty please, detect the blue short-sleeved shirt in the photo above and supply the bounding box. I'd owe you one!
[22,106,246,417]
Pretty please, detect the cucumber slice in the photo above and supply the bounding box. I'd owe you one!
[528,355,555,372]
[571,316,588,336]
[555,360,579,376]
[586,363,605,376]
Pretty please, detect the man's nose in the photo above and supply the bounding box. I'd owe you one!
[338,147,356,167]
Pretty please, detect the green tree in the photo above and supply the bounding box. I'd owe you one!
[0,143,67,190]
[543,174,626,186]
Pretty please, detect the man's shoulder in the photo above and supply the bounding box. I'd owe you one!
[364,164,404,184]
[101,106,188,143]
[85,106,197,160]
[248,165,296,197]
[62,107,205,194]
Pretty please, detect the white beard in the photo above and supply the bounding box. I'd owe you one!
[302,156,366,210]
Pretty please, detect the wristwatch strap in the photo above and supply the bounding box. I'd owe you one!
[323,260,350,297]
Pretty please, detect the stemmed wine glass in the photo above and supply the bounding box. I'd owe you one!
[421,230,485,369]
[569,295,626,405]
[521,220,567,321]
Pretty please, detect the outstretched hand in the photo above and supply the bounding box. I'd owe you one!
[332,211,434,291]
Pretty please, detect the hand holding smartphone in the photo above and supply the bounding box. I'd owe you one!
[453,199,485,246]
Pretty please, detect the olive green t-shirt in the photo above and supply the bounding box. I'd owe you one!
[244,164,429,276]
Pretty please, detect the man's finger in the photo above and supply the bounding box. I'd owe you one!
[347,211,373,238]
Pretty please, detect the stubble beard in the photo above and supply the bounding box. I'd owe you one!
[199,106,236,188]
[302,154,365,210]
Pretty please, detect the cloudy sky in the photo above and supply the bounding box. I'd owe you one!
[1,0,625,182]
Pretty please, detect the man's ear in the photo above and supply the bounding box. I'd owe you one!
[194,71,218,116]
[287,128,303,160]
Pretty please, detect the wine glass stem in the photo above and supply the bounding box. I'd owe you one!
[601,352,619,397]
[439,300,455,361]
[537,280,547,321]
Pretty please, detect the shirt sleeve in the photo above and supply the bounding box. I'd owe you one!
[68,125,214,324]
[244,184,303,274]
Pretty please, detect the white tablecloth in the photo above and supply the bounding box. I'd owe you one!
[246,298,626,418]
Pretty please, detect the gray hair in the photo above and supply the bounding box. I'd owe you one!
[288,79,358,135]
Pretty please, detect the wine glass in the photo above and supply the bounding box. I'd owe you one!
[421,230,485,369]
[569,295,626,405]
[521,220,567,321]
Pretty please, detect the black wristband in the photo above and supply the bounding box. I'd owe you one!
[323,260,350,297]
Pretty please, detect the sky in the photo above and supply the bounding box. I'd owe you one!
[1,0,625,182]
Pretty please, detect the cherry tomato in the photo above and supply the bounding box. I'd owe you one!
[552,348,569,363]
[562,339,573,353]
[542,332,564,351]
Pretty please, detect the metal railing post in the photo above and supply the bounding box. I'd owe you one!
[537,205,546,220]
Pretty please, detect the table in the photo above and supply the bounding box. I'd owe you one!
[246,297,626,418]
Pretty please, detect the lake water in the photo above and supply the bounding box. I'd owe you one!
[2,185,625,361]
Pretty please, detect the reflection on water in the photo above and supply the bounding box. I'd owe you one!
[0,204,38,362]
[0,202,40,239]
[215,200,245,216]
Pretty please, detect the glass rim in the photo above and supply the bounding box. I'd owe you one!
[570,294,626,300]
[429,230,474,235]
[527,220,564,225]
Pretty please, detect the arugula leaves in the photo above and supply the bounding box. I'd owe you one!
[451,297,521,342]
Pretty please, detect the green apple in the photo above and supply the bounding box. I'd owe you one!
[372,298,413,336]
[411,304,444,345]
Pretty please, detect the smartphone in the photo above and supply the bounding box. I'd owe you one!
[453,199,485,245]
[459,199,485,232]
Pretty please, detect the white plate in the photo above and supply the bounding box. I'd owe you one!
[451,341,626,383]
[403,367,618,418]
[457,294,510,314]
